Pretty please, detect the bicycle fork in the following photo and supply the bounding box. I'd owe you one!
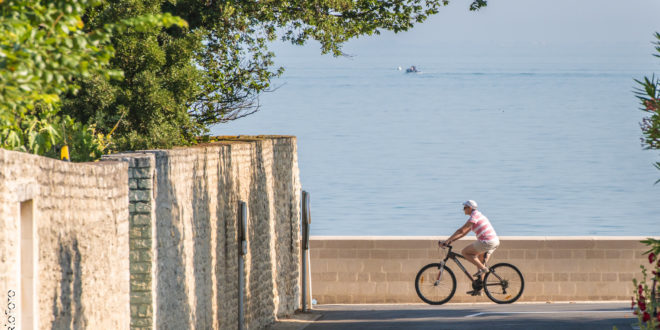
[434,261,446,286]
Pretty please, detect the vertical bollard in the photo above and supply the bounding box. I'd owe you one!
[238,201,248,330]
[301,191,312,311]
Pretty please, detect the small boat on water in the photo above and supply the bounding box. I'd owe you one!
[406,65,419,73]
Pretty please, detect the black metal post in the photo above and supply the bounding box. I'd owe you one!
[238,201,247,330]
[301,191,311,311]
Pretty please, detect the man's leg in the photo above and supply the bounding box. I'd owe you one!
[463,244,487,295]
[482,251,492,268]
[479,252,491,281]
[462,244,487,276]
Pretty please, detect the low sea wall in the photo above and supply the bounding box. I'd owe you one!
[310,236,651,304]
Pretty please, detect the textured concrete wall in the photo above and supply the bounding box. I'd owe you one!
[0,148,130,329]
[108,136,302,330]
[311,236,652,304]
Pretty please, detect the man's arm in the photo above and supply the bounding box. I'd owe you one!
[440,221,472,246]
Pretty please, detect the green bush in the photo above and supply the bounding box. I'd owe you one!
[0,0,186,160]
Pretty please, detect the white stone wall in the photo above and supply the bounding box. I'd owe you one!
[146,137,302,330]
[0,148,130,330]
[106,136,302,330]
[0,135,302,330]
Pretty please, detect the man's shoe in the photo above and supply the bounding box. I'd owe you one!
[466,290,482,296]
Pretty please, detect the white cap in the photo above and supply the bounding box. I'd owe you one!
[463,200,478,209]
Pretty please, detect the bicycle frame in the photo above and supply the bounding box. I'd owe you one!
[437,245,476,282]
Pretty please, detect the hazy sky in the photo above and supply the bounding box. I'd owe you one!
[400,0,660,44]
[271,0,660,58]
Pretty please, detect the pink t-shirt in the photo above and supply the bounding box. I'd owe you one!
[467,210,498,242]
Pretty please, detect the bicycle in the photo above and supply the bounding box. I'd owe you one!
[414,243,524,305]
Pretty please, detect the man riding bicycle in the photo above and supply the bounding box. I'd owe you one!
[439,200,500,296]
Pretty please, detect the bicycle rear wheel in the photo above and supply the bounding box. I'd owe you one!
[414,263,456,305]
[483,263,524,304]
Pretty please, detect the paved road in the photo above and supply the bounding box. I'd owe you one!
[296,302,635,330]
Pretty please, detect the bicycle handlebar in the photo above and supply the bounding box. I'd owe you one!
[438,241,453,250]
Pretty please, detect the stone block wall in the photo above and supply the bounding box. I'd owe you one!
[0,135,302,330]
[103,154,156,329]
[0,148,130,329]
[107,136,302,330]
[310,236,653,304]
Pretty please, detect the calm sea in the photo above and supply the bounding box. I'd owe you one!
[212,42,660,236]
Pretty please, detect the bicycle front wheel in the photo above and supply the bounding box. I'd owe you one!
[414,263,456,305]
[483,263,524,304]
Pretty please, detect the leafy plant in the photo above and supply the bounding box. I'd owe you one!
[0,0,186,160]
[631,238,660,329]
[634,33,660,183]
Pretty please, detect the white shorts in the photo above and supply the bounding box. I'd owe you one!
[471,238,500,255]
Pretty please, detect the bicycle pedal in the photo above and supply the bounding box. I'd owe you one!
[466,290,482,296]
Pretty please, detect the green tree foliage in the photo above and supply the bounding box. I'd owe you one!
[63,0,487,151]
[634,33,660,182]
[0,0,115,158]
[62,0,202,151]
[0,0,185,160]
